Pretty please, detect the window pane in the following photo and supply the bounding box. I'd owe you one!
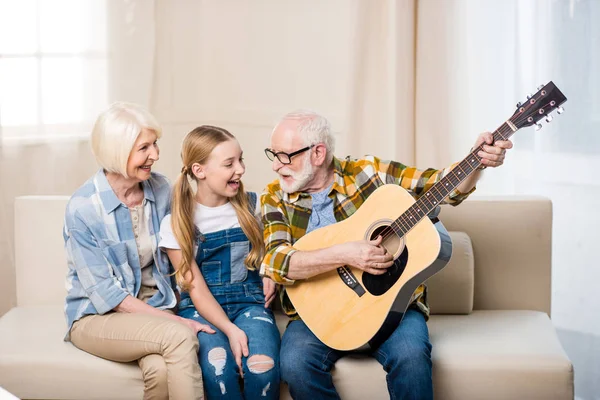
[41,57,82,124]
[0,0,37,54]
[0,59,38,125]
[41,57,107,125]
[81,59,108,123]
[39,0,107,53]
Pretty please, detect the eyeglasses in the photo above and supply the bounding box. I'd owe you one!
[264,144,315,165]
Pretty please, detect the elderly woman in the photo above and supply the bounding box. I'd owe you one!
[63,102,213,400]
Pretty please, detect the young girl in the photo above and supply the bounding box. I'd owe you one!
[159,125,280,399]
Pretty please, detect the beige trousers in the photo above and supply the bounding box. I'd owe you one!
[70,311,204,400]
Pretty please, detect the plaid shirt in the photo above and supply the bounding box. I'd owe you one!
[260,155,474,319]
[63,169,177,339]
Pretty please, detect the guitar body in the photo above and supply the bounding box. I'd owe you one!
[286,184,452,351]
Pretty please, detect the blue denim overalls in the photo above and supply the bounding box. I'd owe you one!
[177,192,280,399]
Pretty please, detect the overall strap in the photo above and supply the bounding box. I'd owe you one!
[247,191,257,215]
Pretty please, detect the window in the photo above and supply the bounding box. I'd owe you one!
[0,0,107,142]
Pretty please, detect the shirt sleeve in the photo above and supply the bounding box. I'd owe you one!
[64,211,128,314]
[158,214,181,250]
[371,156,475,206]
[259,191,296,285]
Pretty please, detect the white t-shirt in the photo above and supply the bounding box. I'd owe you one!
[159,196,261,252]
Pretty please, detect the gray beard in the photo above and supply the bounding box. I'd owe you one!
[280,170,315,194]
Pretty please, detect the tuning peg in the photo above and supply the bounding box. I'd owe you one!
[526,93,533,99]
[516,102,522,108]
[545,115,553,123]
[557,106,564,114]
[534,123,543,131]
[537,84,544,90]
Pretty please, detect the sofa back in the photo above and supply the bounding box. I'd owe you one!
[439,196,552,315]
[15,196,69,307]
[13,195,551,316]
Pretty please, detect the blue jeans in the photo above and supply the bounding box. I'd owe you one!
[178,227,280,399]
[280,308,432,400]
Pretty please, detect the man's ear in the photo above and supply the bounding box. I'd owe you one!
[192,163,205,179]
[313,143,328,167]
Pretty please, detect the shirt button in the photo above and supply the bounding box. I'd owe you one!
[133,216,138,221]
[134,225,138,229]
[135,234,138,238]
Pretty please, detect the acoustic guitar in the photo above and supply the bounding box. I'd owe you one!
[286,81,567,351]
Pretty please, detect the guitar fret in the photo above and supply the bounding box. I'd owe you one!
[405,208,418,226]
[391,221,404,237]
[431,185,444,203]
[397,214,410,232]
[398,148,493,238]
[402,213,413,229]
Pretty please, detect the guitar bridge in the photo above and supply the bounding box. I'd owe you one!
[337,266,366,297]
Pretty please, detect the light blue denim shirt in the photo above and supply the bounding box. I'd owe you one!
[63,169,177,339]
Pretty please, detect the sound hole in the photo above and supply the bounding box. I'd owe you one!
[362,230,408,297]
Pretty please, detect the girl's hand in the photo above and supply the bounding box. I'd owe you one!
[226,326,249,376]
[262,277,277,308]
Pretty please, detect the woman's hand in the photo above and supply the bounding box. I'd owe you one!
[225,326,249,376]
[179,316,216,335]
[262,277,277,308]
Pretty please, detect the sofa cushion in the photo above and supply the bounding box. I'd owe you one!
[0,306,572,400]
[429,310,573,400]
[0,306,143,400]
[426,231,474,315]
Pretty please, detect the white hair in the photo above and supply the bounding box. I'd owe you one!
[90,102,162,178]
[277,109,336,165]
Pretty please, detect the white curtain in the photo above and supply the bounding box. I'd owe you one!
[0,0,156,316]
[416,1,600,398]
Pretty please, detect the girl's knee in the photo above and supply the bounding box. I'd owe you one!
[206,347,229,376]
[201,347,240,397]
[246,355,279,399]
[247,354,276,374]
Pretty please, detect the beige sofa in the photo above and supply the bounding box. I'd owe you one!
[0,195,573,399]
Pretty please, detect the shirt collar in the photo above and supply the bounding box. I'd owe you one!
[331,156,357,197]
[94,169,155,213]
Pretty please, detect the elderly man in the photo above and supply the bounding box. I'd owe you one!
[260,110,512,399]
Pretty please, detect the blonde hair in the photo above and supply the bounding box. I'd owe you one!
[171,125,264,291]
[90,102,162,177]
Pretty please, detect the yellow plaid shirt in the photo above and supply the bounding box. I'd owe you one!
[260,155,474,320]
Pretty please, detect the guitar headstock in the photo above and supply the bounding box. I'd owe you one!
[511,81,567,131]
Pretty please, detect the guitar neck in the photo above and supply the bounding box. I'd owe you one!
[390,121,518,237]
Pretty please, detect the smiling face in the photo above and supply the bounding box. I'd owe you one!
[194,138,245,207]
[125,128,159,182]
[269,118,315,193]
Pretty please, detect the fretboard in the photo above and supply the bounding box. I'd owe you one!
[389,121,517,237]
